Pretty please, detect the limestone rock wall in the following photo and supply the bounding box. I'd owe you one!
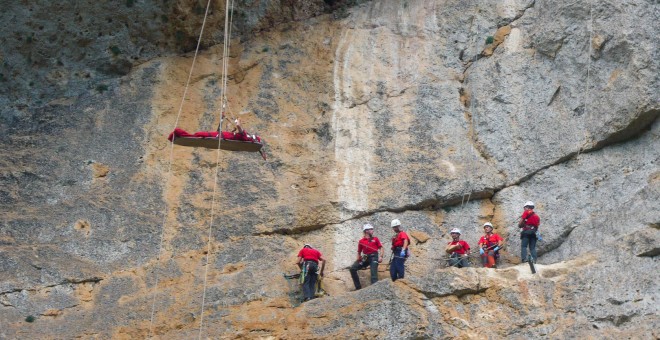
[1,0,658,339]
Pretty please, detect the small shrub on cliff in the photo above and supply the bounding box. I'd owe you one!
[96,84,109,93]
[109,45,121,56]
[175,30,185,43]
[25,315,35,323]
[194,4,205,15]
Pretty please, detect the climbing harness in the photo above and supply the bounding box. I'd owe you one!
[299,262,308,285]
[439,251,477,268]
[480,242,503,268]
[283,263,326,304]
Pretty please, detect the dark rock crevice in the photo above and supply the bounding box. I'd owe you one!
[537,224,577,256]
[547,85,561,106]
[0,277,103,297]
[587,109,659,153]
[592,312,638,327]
[500,109,658,189]
[253,223,326,236]
[635,248,659,258]
[254,188,496,236]
[406,282,488,300]
[347,87,410,110]
[231,58,264,84]
[508,0,537,27]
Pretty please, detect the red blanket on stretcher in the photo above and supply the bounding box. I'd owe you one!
[167,128,262,143]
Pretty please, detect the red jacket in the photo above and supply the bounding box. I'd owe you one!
[358,237,382,255]
[391,231,410,249]
[297,248,323,262]
[521,211,540,229]
[447,240,470,255]
[479,234,503,248]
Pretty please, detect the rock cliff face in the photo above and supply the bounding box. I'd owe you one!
[1,0,658,338]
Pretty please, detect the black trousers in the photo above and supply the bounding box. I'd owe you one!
[302,261,318,300]
[521,229,538,261]
[349,254,378,289]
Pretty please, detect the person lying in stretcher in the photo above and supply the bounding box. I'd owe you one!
[167,118,262,143]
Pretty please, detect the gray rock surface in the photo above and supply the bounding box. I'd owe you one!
[467,0,659,183]
[495,119,659,264]
[0,0,333,114]
[0,0,658,338]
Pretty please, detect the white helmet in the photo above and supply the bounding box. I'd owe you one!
[483,222,493,228]
[363,224,374,231]
[391,219,401,227]
[524,201,535,208]
[450,228,461,234]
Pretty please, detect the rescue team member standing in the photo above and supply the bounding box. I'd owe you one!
[445,228,470,268]
[296,244,325,301]
[478,222,504,268]
[349,224,384,290]
[390,219,410,281]
[518,201,540,262]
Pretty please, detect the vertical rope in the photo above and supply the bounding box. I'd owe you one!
[577,0,594,158]
[148,0,214,338]
[197,0,233,338]
[215,0,236,131]
[462,1,479,208]
[195,128,224,340]
[221,0,236,105]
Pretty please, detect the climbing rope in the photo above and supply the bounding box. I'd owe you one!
[148,0,215,338]
[215,0,237,133]
[577,0,594,157]
[461,2,480,208]
[197,0,235,338]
